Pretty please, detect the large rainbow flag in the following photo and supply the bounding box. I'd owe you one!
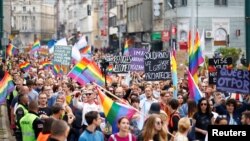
[19,62,31,72]
[188,69,204,103]
[68,58,111,86]
[188,30,204,84]
[40,60,52,69]
[97,88,136,133]
[30,40,41,52]
[0,72,15,104]
[6,44,18,56]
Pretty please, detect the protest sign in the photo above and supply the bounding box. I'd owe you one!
[208,57,232,84]
[216,68,250,94]
[144,51,171,81]
[112,56,131,73]
[53,45,72,66]
[129,48,146,71]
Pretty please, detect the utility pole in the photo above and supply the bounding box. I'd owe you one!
[246,0,250,64]
[0,0,3,58]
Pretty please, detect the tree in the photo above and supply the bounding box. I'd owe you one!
[216,47,242,67]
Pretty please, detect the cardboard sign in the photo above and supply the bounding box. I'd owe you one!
[208,57,232,84]
[216,68,250,94]
[53,45,72,66]
[112,56,131,73]
[144,51,171,81]
[129,48,146,71]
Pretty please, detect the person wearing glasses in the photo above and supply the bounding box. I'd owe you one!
[193,98,214,141]
[73,89,101,131]
[137,114,168,141]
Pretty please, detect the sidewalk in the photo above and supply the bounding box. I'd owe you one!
[0,104,15,141]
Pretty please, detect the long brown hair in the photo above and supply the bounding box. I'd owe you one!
[142,114,168,141]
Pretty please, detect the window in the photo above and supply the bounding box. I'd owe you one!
[120,5,123,19]
[23,6,26,12]
[170,0,175,9]
[109,0,116,9]
[109,16,116,27]
[215,0,227,6]
[33,7,35,12]
[181,0,187,6]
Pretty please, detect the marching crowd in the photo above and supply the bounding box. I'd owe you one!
[1,49,250,141]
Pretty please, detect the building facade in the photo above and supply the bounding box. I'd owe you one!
[164,0,245,56]
[11,0,55,46]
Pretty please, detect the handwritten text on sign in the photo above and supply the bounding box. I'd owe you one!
[208,58,232,84]
[216,68,250,94]
[144,51,171,81]
[113,56,131,73]
[53,45,72,66]
[129,48,146,71]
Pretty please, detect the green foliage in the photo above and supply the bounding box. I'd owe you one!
[216,47,242,66]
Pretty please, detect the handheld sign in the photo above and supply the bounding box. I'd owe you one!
[53,45,72,66]
[112,56,131,73]
[144,51,171,81]
[208,57,232,84]
[129,48,146,71]
[216,68,250,94]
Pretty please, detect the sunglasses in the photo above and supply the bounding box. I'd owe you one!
[200,103,207,106]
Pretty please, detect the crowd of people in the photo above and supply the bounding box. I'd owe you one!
[1,48,250,141]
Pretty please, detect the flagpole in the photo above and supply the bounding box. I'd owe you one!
[93,82,175,138]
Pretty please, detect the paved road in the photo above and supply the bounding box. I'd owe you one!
[0,104,16,141]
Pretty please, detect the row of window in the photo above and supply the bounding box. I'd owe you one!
[13,6,36,12]
[166,0,227,9]
[128,4,142,22]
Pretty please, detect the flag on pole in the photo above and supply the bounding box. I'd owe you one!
[97,88,137,133]
[0,72,15,104]
[6,44,18,56]
[189,30,204,83]
[188,69,204,103]
[171,50,178,99]
[30,40,40,53]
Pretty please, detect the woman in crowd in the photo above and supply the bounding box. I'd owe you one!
[193,98,214,141]
[108,117,137,141]
[137,114,168,141]
[174,117,191,141]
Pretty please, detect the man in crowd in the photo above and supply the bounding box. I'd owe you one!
[47,120,70,141]
[78,111,104,141]
[20,101,44,141]
[241,111,250,125]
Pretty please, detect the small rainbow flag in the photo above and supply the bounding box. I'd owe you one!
[39,48,49,56]
[123,39,129,56]
[53,64,63,76]
[0,72,15,104]
[30,40,41,52]
[97,88,136,133]
[107,64,113,74]
[6,44,18,56]
[80,45,91,54]
[171,51,178,99]
[19,62,31,72]
[40,60,52,69]
[188,69,204,103]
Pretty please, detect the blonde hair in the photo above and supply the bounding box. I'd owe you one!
[178,117,191,134]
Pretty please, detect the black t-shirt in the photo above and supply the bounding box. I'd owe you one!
[193,112,213,140]
[38,107,52,116]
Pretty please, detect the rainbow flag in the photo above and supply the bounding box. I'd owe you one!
[97,88,136,133]
[30,40,41,52]
[80,45,91,54]
[107,64,113,74]
[19,62,31,72]
[68,58,111,86]
[6,44,18,56]
[53,64,63,76]
[39,48,49,56]
[0,72,15,104]
[41,60,52,69]
[171,50,178,99]
[123,39,129,56]
[189,30,204,84]
[188,69,204,103]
